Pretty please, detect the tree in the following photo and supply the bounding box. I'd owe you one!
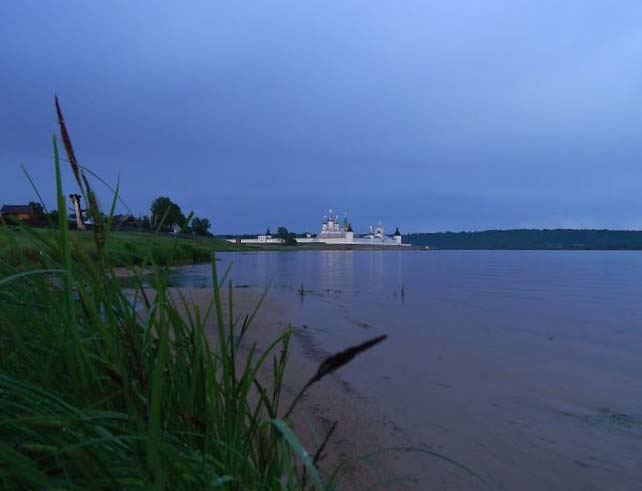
[277,227,289,241]
[28,201,45,220]
[150,196,185,231]
[191,217,212,236]
[277,226,297,246]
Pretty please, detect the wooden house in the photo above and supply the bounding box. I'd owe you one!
[0,204,35,222]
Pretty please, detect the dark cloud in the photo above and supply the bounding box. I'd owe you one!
[1,1,641,233]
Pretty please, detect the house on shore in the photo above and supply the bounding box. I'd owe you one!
[0,204,37,224]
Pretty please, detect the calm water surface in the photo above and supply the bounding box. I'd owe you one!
[173,251,642,490]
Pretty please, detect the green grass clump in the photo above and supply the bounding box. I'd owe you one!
[0,102,390,490]
[0,227,320,489]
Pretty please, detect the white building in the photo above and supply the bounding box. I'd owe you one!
[230,210,407,246]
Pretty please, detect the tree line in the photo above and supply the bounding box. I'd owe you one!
[2,197,212,236]
[406,229,642,250]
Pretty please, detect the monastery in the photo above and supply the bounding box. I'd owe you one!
[231,210,407,246]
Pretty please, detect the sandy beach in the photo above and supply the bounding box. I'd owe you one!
[177,286,416,490]
[168,288,424,490]
[176,284,513,490]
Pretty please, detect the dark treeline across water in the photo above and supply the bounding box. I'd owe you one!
[406,229,642,250]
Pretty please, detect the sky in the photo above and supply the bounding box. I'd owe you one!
[1,1,642,234]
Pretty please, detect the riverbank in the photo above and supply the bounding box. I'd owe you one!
[178,284,497,490]
[177,286,406,489]
[1,234,350,489]
[0,228,245,266]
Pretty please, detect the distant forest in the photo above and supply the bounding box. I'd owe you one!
[405,229,642,250]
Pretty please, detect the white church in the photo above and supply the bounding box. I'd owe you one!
[232,210,407,247]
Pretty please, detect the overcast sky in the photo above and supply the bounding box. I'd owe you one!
[1,1,641,233]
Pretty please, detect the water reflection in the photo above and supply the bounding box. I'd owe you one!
[318,250,354,292]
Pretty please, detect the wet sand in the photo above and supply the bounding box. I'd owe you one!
[180,286,411,490]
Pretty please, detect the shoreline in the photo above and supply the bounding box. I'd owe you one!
[240,243,422,251]
[179,286,411,490]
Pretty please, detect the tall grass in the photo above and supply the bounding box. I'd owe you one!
[0,101,387,490]
[0,229,243,268]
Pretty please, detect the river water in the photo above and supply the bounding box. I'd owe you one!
[172,250,642,490]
